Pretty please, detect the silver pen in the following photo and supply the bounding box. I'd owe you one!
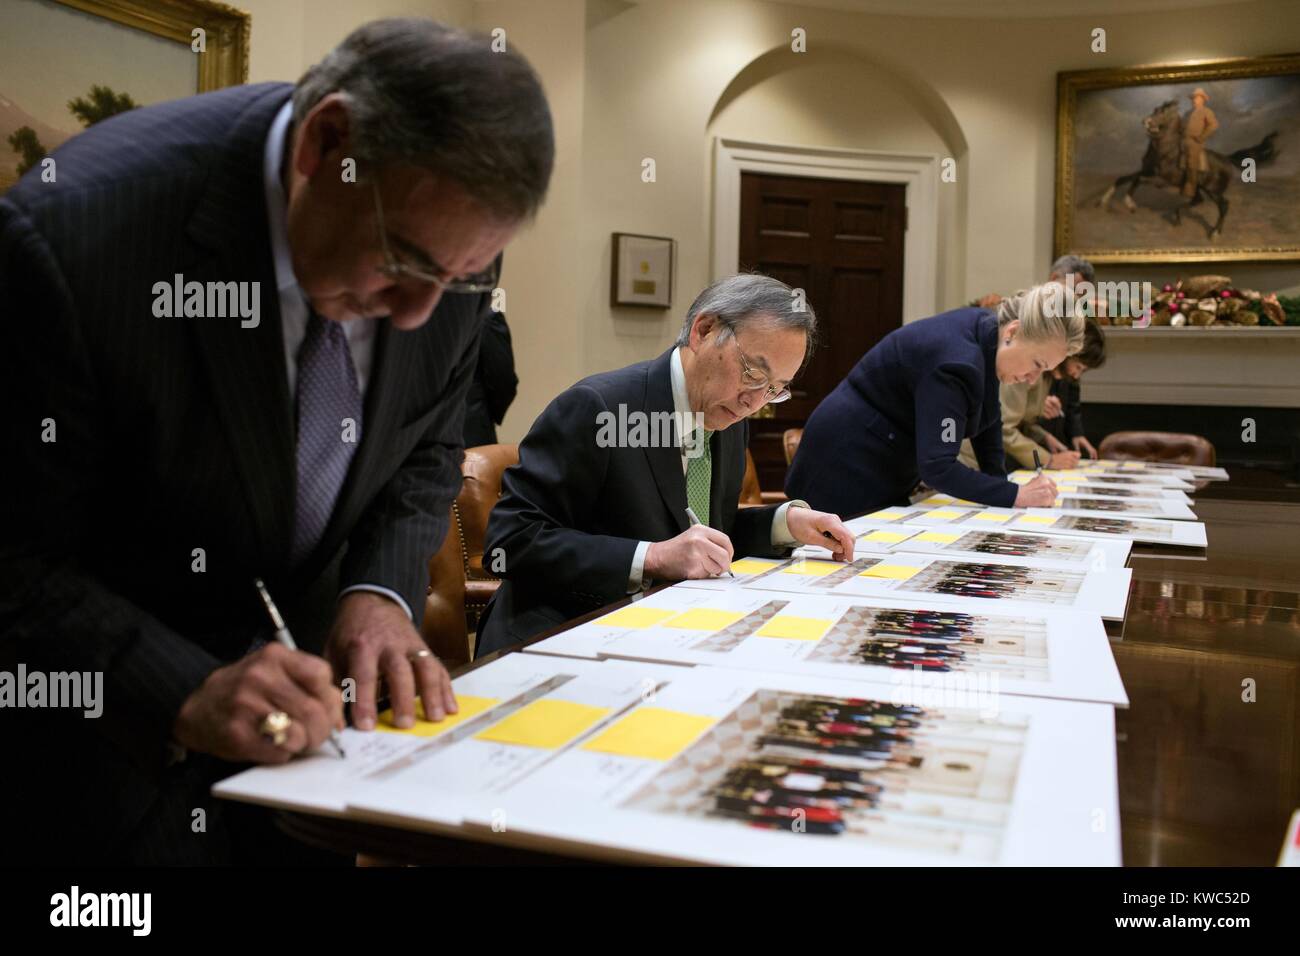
[253,578,346,758]
[684,506,735,577]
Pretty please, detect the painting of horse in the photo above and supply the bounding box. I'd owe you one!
[1056,56,1300,263]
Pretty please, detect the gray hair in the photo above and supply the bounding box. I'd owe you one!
[292,18,554,221]
[1050,254,1095,286]
[675,274,818,355]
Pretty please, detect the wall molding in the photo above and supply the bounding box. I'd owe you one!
[711,137,939,323]
[1083,328,1300,408]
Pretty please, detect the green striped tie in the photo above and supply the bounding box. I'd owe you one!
[685,426,713,525]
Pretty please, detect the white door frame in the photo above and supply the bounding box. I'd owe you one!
[712,137,939,322]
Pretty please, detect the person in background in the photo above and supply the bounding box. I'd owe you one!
[786,283,1083,519]
[960,369,1080,473]
[1039,318,1107,459]
[972,254,1095,312]
[463,254,518,447]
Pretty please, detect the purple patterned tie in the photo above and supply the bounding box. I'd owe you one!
[290,311,363,565]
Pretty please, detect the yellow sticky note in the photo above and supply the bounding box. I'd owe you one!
[1082,468,1104,475]
[475,698,611,749]
[863,530,911,543]
[581,707,715,761]
[664,608,747,630]
[927,494,954,504]
[1053,498,1063,507]
[917,530,961,543]
[1018,515,1058,525]
[731,558,781,575]
[859,563,920,580]
[925,509,963,520]
[865,508,908,521]
[377,695,500,737]
[972,512,1011,523]
[1059,483,1077,491]
[756,615,834,641]
[596,606,678,629]
[781,559,841,576]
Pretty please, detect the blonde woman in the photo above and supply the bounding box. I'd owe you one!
[787,283,1085,517]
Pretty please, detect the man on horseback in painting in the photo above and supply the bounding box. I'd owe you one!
[1182,88,1220,200]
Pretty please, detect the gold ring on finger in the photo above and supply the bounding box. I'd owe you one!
[259,710,292,747]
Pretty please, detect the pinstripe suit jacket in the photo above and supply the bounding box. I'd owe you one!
[0,83,480,861]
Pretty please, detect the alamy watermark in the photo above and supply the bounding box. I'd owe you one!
[889,664,1001,718]
[152,273,260,328]
[1045,274,1152,323]
[595,405,707,458]
[0,665,102,718]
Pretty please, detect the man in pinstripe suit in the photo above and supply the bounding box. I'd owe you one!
[0,20,552,863]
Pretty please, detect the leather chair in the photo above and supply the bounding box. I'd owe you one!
[782,427,803,466]
[1098,431,1217,467]
[741,449,787,507]
[421,444,519,667]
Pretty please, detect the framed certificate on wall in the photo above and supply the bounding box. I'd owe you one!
[611,232,675,308]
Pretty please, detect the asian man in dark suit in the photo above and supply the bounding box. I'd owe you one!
[476,274,856,656]
[0,20,553,864]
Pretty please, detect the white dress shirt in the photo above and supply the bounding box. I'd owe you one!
[627,347,805,591]
[262,101,410,620]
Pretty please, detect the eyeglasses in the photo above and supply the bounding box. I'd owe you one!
[369,179,499,294]
[729,331,792,403]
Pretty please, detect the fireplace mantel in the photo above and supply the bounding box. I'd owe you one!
[1082,327,1300,408]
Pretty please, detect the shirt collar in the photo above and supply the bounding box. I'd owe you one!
[262,100,301,296]
[669,346,691,422]
[670,347,710,455]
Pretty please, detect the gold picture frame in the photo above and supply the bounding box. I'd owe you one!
[54,0,250,90]
[1055,53,1300,263]
[2,0,248,190]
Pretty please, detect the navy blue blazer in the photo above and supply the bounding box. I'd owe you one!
[477,348,789,656]
[785,308,1018,517]
[0,84,482,863]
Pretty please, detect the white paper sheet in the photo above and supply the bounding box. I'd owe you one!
[1093,458,1228,481]
[212,654,687,818]
[848,505,1207,549]
[674,551,1132,620]
[1005,478,1191,502]
[914,493,1195,521]
[546,584,1128,706]
[1011,468,1195,491]
[422,667,1122,866]
[835,522,1132,570]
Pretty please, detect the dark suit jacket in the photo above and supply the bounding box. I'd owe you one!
[476,348,788,656]
[785,308,1017,517]
[463,293,517,448]
[0,83,481,863]
[1042,376,1084,445]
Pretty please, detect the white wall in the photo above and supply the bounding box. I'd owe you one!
[223,0,1300,436]
[486,0,1300,440]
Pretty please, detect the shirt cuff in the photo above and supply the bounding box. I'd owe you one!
[772,500,807,548]
[339,584,414,622]
[629,541,652,593]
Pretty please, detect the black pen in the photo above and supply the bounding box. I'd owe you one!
[254,578,346,758]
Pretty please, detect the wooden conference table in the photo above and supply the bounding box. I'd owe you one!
[280,488,1300,866]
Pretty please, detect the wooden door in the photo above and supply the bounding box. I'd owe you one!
[738,171,906,490]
